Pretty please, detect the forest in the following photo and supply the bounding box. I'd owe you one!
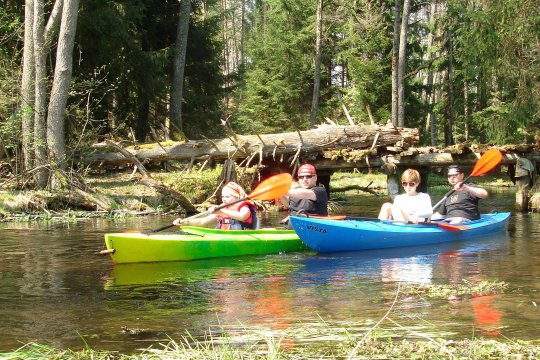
[0,0,538,190]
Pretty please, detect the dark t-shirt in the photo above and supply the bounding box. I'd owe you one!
[289,185,329,216]
[439,184,481,220]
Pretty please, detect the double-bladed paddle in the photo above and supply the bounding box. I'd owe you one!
[142,173,293,235]
[432,149,503,211]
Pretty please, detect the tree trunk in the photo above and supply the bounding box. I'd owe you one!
[170,0,191,134]
[88,124,419,165]
[444,32,455,146]
[135,96,150,142]
[424,1,436,145]
[240,0,245,67]
[44,0,64,46]
[221,0,229,106]
[397,0,411,127]
[464,78,470,141]
[21,0,36,173]
[309,0,323,128]
[47,0,79,188]
[391,0,402,126]
[33,0,49,189]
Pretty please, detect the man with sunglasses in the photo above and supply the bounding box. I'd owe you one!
[431,165,488,224]
[280,163,328,229]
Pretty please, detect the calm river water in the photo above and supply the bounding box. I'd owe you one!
[0,188,539,353]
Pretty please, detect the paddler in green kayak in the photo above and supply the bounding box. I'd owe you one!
[279,163,329,229]
[173,182,259,230]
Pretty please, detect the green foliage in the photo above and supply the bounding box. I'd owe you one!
[334,0,394,125]
[441,0,540,144]
[182,12,225,139]
[233,0,317,133]
[74,0,224,143]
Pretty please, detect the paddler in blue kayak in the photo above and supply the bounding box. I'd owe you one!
[431,165,488,224]
[279,163,328,229]
[378,168,433,223]
[173,182,259,230]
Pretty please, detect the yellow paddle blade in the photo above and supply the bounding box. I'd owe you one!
[470,149,503,177]
[248,173,292,201]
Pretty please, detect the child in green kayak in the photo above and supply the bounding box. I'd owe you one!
[173,182,259,230]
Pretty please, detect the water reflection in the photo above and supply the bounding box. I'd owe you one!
[1,193,540,352]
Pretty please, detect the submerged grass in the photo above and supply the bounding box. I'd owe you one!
[401,280,510,300]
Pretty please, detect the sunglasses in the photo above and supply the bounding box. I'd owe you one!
[447,173,462,178]
[402,182,417,187]
[298,175,314,180]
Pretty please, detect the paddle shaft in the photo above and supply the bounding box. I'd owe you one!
[345,216,467,231]
[146,195,251,234]
[432,173,473,211]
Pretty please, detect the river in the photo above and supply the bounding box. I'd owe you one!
[0,188,539,352]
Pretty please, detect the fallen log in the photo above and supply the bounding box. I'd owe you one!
[104,140,196,213]
[87,124,419,165]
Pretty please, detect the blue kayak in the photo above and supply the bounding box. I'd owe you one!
[289,212,511,253]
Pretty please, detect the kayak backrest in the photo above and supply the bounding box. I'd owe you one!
[252,214,260,229]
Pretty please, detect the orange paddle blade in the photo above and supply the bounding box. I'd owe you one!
[470,149,503,177]
[308,215,347,220]
[248,173,292,201]
[435,222,471,231]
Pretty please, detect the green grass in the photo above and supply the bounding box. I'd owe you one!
[2,327,539,359]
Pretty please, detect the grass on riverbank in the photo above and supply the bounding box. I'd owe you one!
[3,329,539,359]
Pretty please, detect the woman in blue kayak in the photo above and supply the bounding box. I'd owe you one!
[378,169,433,223]
[173,182,258,230]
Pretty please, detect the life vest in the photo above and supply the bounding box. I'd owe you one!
[216,202,258,230]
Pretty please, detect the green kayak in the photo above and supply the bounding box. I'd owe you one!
[103,226,306,264]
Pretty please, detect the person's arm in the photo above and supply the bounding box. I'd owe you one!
[218,205,251,222]
[457,183,488,199]
[173,214,217,226]
[287,187,317,201]
[416,193,433,219]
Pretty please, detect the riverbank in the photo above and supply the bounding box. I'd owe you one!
[0,167,514,222]
[4,326,539,359]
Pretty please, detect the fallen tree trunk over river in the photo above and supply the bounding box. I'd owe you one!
[88,124,419,166]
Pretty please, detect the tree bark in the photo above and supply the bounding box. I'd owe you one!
[444,32,455,146]
[397,0,411,127]
[391,0,402,126]
[47,0,79,188]
[88,124,419,165]
[309,0,323,128]
[464,78,470,141]
[44,0,64,46]
[170,0,191,134]
[21,0,36,173]
[33,0,49,189]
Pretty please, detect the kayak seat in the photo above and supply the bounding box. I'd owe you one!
[252,215,260,230]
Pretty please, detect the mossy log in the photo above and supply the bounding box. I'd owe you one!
[88,124,419,165]
[104,141,196,213]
